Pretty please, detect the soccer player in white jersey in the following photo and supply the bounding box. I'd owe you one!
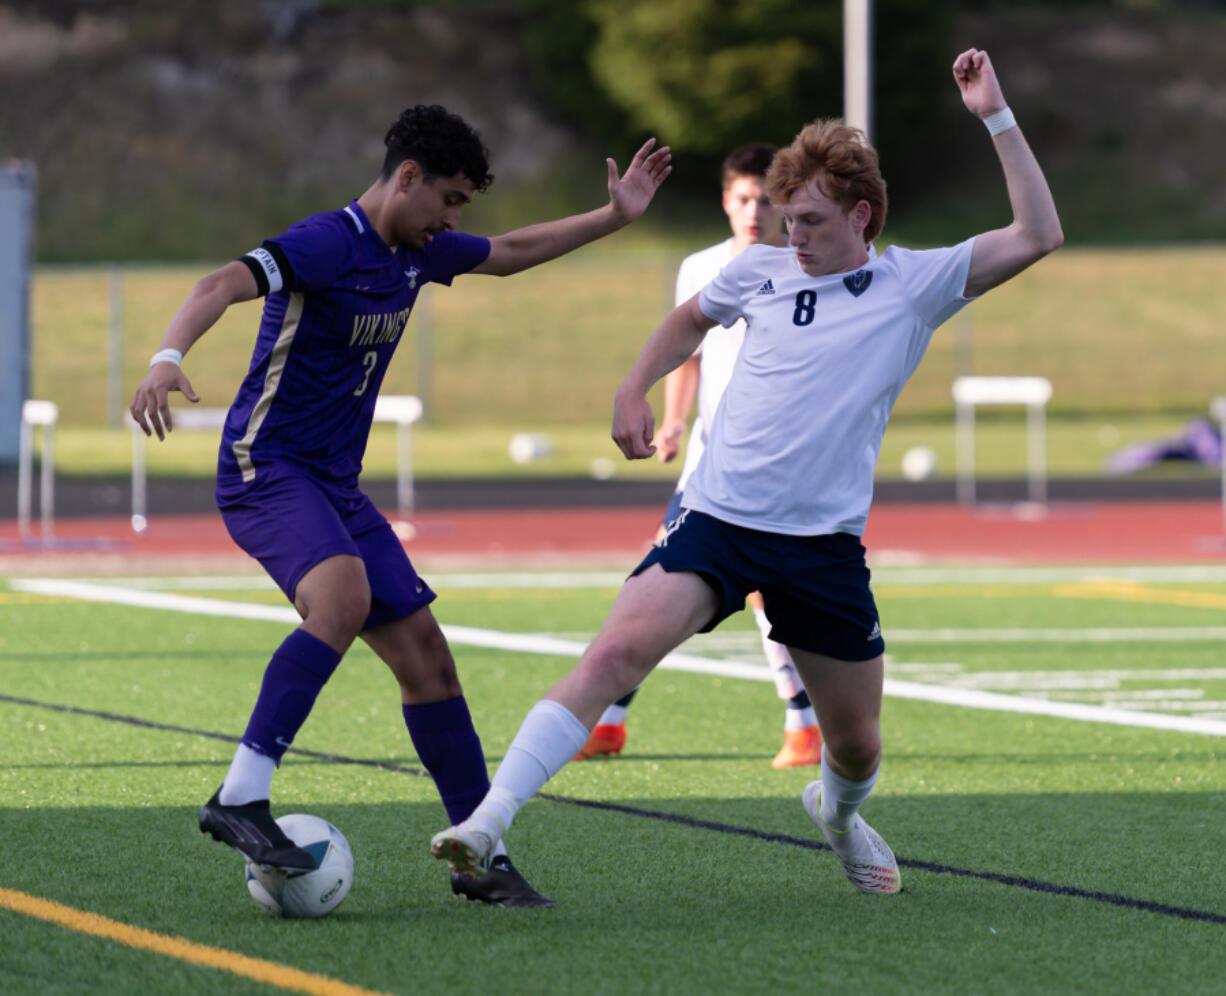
[432,49,1062,896]
[574,144,827,768]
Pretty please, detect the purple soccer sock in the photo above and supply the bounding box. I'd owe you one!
[241,629,342,763]
[403,697,490,825]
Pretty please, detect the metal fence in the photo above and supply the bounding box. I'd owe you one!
[29,246,1226,429]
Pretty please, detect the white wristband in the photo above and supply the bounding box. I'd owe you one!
[983,107,1017,137]
[150,348,183,368]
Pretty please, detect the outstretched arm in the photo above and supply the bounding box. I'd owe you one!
[472,139,672,276]
[955,49,1063,298]
[129,260,258,440]
[612,295,717,461]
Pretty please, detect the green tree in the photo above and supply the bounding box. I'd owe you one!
[523,0,955,212]
[585,0,841,153]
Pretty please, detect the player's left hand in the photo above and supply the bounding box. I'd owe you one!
[130,362,200,441]
[612,388,656,460]
[608,139,672,224]
[952,48,1007,119]
[654,418,686,463]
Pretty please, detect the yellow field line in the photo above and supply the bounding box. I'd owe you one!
[0,887,393,996]
[1053,581,1226,610]
[873,584,1027,599]
[0,591,71,604]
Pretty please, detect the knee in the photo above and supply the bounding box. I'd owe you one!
[822,727,881,780]
[415,623,460,689]
[393,617,461,700]
[302,583,371,644]
[581,637,652,697]
[332,585,373,637]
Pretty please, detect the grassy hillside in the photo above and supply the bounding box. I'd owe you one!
[3,3,1226,259]
[33,246,1226,428]
[27,245,1226,481]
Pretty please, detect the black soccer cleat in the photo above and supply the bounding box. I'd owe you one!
[198,788,318,872]
[449,856,557,908]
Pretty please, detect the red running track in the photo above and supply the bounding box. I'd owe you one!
[1,500,1224,572]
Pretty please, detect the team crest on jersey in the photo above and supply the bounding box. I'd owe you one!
[843,270,873,297]
[404,267,420,289]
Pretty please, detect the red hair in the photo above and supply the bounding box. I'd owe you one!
[766,119,888,242]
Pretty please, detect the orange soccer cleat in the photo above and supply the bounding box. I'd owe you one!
[573,722,627,760]
[771,724,823,769]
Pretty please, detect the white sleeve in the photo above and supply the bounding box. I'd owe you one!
[894,237,977,329]
[697,252,753,329]
[674,254,705,307]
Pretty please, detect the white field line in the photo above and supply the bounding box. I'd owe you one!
[101,572,627,592]
[687,627,1226,646]
[11,578,1226,739]
[911,667,1226,686]
[888,626,1226,642]
[869,565,1226,586]
[60,564,1226,592]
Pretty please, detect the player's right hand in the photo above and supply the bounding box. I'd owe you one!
[612,389,656,460]
[130,363,200,441]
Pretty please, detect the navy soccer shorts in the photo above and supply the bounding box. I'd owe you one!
[217,465,435,630]
[660,489,685,529]
[632,508,885,661]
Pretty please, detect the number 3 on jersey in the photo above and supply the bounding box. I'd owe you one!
[793,290,817,326]
[354,350,378,396]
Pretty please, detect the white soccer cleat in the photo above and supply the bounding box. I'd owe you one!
[802,781,901,894]
[430,822,496,880]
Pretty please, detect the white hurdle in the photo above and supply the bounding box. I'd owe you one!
[951,376,1053,505]
[17,399,58,539]
[129,395,424,531]
[373,393,425,520]
[129,406,228,532]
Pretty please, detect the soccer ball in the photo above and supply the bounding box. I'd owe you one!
[244,814,354,919]
[900,445,939,481]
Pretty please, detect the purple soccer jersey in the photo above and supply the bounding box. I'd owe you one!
[217,200,489,492]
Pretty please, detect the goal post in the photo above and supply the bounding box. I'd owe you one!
[843,0,874,142]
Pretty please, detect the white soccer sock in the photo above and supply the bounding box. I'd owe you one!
[818,747,878,833]
[785,705,818,732]
[219,744,277,806]
[597,703,629,726]
[754,608,803,700]
[472,700,591,836]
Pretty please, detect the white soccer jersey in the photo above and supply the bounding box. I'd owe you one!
[683,238,976,536]
[672,239,740,491]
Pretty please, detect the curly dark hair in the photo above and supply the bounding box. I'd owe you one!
[381,104,494,193]
[721,143,777,188]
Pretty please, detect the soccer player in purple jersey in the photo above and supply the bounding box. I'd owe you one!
[129,104,671,907]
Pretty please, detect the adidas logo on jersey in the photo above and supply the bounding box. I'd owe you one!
[756,279,776,296]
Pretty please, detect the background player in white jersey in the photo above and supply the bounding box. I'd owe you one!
[574,144,825,769]
[432,49,1062,897]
